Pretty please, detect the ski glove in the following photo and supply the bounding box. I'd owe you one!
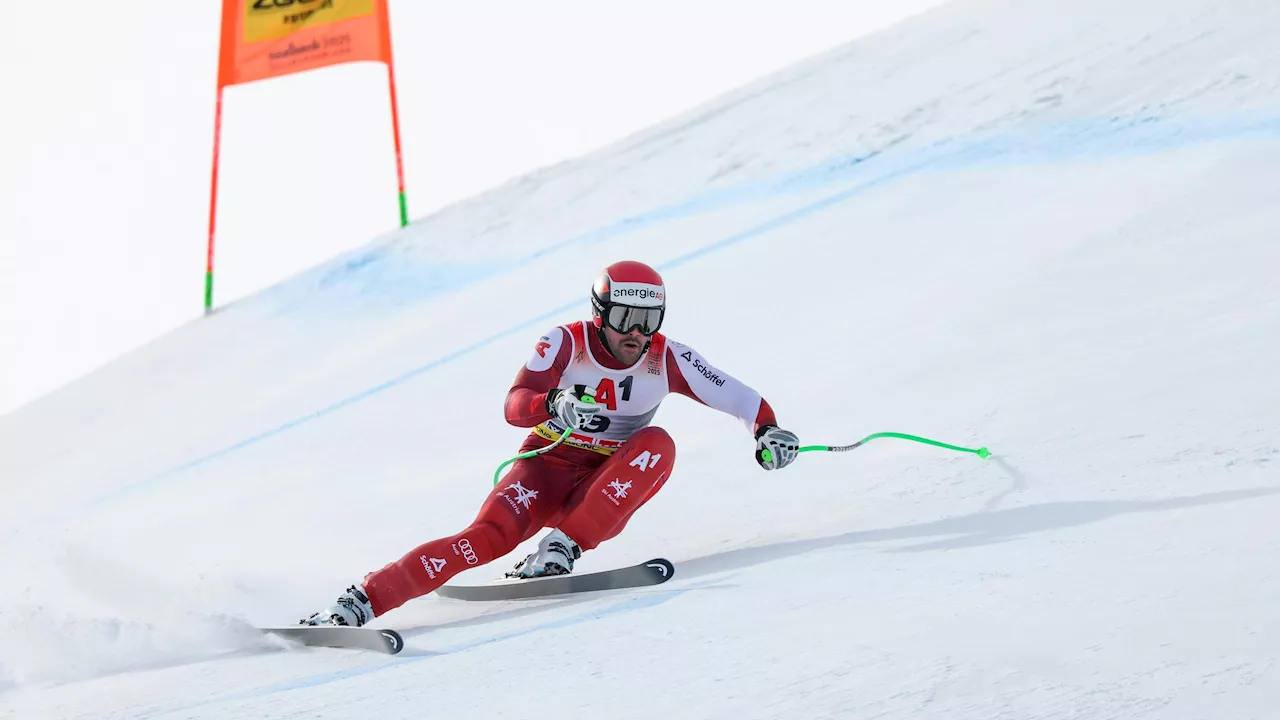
[546,387,603,431]
[755,424,800,471]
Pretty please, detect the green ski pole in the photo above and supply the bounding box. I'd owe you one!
[762,431,990,465]
[493,395,596,487]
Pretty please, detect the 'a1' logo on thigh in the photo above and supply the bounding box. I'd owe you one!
[628,451,662,472]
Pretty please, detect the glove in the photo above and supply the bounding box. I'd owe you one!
[546,386,603,431]
[755,424,800,471]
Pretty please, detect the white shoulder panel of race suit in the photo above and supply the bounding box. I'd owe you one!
[665,339,764,434]
[540,322,669,453]
[525,326,568,373]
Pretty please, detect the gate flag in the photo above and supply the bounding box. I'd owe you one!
[220,0,387,86]
[206,0,408,312]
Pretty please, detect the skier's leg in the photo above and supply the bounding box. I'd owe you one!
[358,455,576,617]
[556,426,676,551]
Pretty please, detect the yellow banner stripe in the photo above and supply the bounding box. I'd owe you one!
[533,424,618,456]
[244,0,376,44]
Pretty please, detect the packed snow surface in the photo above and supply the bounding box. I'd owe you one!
[3,0,1279,717]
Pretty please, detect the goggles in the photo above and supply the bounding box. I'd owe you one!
[604,304,664,336]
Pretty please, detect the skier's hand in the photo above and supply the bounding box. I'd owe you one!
[755,424,800,470]
[547,387,603,431]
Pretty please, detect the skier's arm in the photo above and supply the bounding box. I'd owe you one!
[504,328,573,427]
[667,341,798,470]
[666,341,777,434]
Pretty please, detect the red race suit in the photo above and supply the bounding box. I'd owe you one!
[360,320,776,615]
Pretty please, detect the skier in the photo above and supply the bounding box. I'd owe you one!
[302,260,801,627]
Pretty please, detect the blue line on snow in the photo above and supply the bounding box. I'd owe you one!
[87,301,575,507]
[91,159,930,509]
[290,112,1280,313]
[93,112,1280,507]
[264,149,885,313]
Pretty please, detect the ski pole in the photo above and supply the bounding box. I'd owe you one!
[762,431,990,465]
[492,427,571,486]
[493,395,595,486]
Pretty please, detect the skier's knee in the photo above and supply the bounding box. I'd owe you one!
[624,426,676,470]
[628,426,675,453]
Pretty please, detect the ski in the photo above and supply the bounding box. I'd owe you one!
[435,558,674,601]
[260,626,405,655]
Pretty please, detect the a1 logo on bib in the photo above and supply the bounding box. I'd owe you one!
[629,451,662,472]
[591,376,635,411]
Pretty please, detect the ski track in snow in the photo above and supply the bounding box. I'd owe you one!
[117,584,708,720]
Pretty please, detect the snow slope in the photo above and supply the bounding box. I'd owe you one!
[3,0,1280,717]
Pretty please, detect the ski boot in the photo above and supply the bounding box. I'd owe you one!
[300,584,375,627]
[506,528,582,578]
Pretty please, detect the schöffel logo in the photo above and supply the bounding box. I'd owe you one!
[692,358,726,387]
[420,555,446,580]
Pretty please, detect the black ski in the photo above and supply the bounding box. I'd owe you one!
[260,626,405,655]
[435,558,674,601]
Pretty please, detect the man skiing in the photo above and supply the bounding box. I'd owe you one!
[302,260,801,627]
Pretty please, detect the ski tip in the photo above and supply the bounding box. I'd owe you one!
[379,629,405,654]
[645,558,675,581]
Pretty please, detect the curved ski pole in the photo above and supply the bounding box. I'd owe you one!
[492,426,572,487]
[493,396,595,487]
[762,431,990,465]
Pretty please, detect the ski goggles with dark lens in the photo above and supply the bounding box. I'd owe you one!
[604,305,664,335]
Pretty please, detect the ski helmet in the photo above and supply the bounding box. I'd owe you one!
[590,261,666,336]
